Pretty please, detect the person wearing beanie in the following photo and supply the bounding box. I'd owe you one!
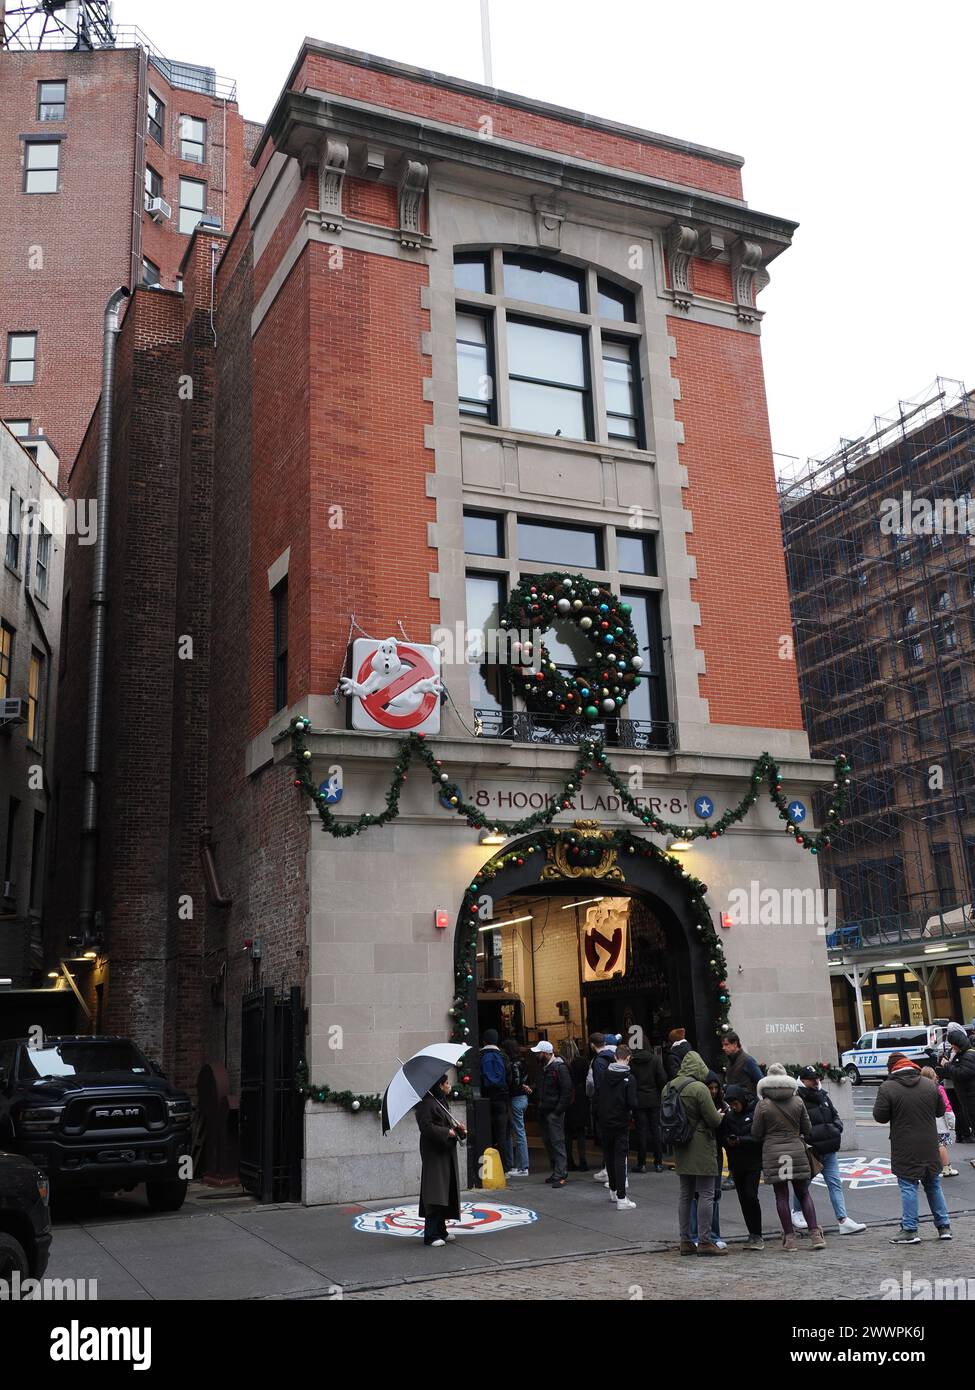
[874,1052,951,1244]
[751,1063,826,1252]
[477,1028,513,1176]
[789,1066,866,1236]
[532,1040,571,1186]
[595,1043,640,1209]
[664,1027,693,1081]
[944,1023,975,1143]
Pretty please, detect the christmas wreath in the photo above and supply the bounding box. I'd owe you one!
[493,572,644,721]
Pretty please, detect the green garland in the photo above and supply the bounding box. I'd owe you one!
[448,825,732,1043]
[295,1059,472,1116]
[289,718,851,854]
[493,572,643,720]
[771,1061,848,1084]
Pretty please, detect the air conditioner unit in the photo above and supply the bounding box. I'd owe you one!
[147,197,172,223]
[0,698,28,726]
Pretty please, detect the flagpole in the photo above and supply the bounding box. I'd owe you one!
[480,0,493,87]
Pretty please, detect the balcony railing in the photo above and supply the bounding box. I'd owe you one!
[473,707,677,751]
[826,901,975,952]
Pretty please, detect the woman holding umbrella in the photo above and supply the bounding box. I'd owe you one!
[416,1074,467,1246]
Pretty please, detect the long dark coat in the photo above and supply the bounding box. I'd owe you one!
[873,1068,945,1181]
[416,1093,461,1218]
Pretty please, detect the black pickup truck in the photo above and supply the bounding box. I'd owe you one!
[0,1036,193,1210]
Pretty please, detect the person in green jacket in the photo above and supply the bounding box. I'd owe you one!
[662,1050,727,1256]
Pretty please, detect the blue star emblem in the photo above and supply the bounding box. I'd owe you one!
[789,801,806,822]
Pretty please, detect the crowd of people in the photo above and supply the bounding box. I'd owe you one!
[412,1019,975,1250]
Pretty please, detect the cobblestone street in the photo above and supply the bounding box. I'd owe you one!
[346,1212,975,1300]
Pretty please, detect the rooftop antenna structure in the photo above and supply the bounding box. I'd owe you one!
[2,0,116,51]
[480,0,494,87]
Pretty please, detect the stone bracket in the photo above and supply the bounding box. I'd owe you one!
[398,159,429,249]
[318,137,349,233]
[532,196,565,250]
[666,222,699,311]
[730,237,767,322]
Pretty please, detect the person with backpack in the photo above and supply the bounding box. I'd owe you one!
[477,1029,513,1176]
[502,1038,531,1177]
[532,1040,572,1187]
[565,1044,591,1172]
[789,1067,865,1235]
[660,1049,726,1255]
[586,1032,617,1183]
[629,1039,667,1172]
[595,1043,640,1210]
[751,1063,825,1252]
[721,1084,765,1250]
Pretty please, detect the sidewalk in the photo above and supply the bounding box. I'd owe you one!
[45,1127,975,1300]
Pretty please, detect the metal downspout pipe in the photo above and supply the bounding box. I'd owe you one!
[78,285,130,939]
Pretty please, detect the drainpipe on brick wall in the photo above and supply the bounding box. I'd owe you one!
[78,286,131,941]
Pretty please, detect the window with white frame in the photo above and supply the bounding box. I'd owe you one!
[453,250,644,448]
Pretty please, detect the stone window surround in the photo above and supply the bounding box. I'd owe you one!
[454,249,646,452]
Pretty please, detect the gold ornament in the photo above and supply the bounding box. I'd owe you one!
[542,821,624,882]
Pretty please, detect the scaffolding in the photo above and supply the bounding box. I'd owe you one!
[779,378,975,942]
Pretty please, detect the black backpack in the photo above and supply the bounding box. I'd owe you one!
[660,1077,696,1147]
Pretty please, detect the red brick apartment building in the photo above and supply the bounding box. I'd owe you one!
[0,5,258,479]
[45,36,848,1202]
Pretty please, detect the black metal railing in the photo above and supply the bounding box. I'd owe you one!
[473,707,677,752]
[826,901,975,952]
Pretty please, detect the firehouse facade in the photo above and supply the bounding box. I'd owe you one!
[51,39,845,1204]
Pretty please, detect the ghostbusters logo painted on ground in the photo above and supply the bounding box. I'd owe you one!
[812,1155,896,1190]
[340,638,442,734]
[354,1201,538,1236]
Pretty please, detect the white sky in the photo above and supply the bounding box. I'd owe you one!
[119,0,975,465]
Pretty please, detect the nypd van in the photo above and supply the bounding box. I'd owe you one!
[841,1026,945,1083]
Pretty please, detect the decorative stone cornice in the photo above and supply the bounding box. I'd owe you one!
[264,90,798,259]
[398,159,429,248]
[730,238,766,322]
[666,222,699,310]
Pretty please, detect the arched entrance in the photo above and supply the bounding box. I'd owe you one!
[453,825,720,1179]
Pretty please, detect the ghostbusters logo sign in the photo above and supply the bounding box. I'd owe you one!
[354,1201,538,1237]
[340,638,442,734]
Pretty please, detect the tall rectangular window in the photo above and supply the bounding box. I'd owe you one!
[6,334,37,384]
[456,311,494,420]
[144,164,162,210]
[34,525,51,601]
[272,578,288,713]
[37,80,66,121]
[622,590,668,730]
[617,531,656,575]
[179,115,206,163]
[0,623,13,698]
[24,140,60,193]
[507,319,590,440]
[29,810,44,910]
[141,257,161,288]
[466,573,508,713]
[178,177,206,234]
[147,90,165,145]
[5,490,22,569]
[27,649,43,742]
[602,338,642,445]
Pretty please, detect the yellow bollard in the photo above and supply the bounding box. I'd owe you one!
[480,1146,506,1189]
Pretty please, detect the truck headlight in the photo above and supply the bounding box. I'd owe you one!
[18,1106,65,1133]
[166,1099,192,1125]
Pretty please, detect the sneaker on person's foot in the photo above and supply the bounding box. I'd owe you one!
[697,1241,729,1256]
[792,1210,808,1230]
[838,1216,866,1234]
[890,1230,921,1244]
[721,1177,736,1191]
[746,1234,766,1251]
[937,1227,952,1240]
[593,1168,608,1182]
[616,1197,637,1210]
[633,1165,647,1173]
[781,1232,798,1252]
[429,1239,446,1247]
[679,1240,697,1255]
[445,1233,456,1242]
[653,1162,664,1172]
[941,1165,959,1177]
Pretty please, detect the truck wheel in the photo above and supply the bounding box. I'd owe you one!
[0,1232,29,1279]
[146,1179,188,1212]
[845,1064,861,1085]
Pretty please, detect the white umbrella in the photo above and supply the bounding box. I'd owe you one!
[381,1043,470,1135]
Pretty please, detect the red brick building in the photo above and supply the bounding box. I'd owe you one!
[0,16,258,478]
[49,39,844,1202]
